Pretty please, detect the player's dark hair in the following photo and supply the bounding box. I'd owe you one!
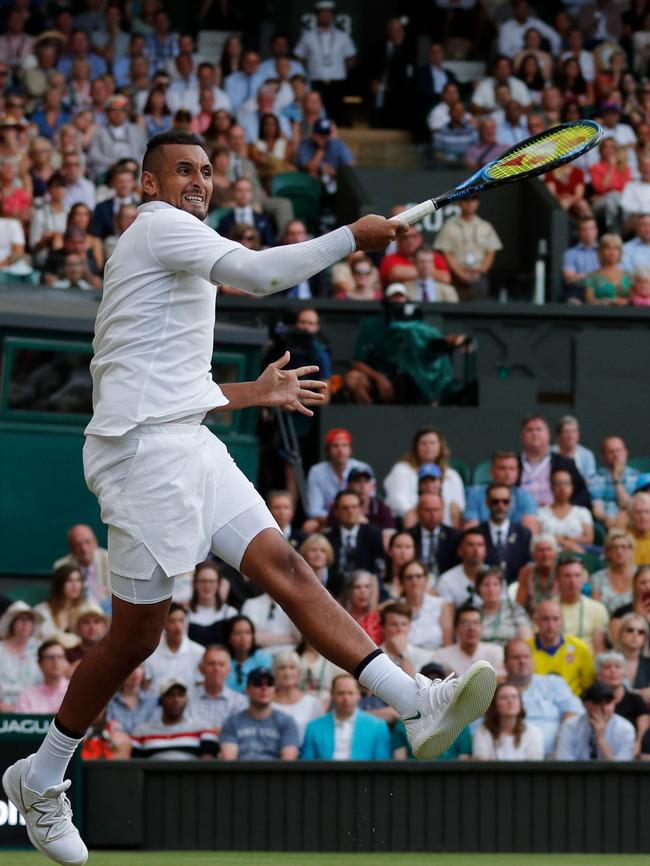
[142,130,204,174]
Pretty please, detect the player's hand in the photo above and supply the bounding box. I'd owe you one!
[255,351,327,416]
[348,214,408,252]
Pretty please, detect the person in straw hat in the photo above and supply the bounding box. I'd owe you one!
[0,602,44,711]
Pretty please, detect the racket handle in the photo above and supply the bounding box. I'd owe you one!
[390,200,437,226]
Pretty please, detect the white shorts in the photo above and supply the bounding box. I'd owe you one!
[83,422,280,604]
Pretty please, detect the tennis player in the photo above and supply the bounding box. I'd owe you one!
[3,131,496,866]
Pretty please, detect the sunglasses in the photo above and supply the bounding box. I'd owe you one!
[489,498,511,505]
[623,627,646,635]
[354,268,372,275]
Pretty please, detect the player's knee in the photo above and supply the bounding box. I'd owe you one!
[108,617,163,663]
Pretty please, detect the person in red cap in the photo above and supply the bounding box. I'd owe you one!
[303,427,374,533]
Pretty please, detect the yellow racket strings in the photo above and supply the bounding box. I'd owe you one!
[485,123,599,181]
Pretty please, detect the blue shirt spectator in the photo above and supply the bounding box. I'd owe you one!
[518,673,584,756]
[464,484,538,525]
[297,120,354,173]
[221,707,300,759]
[622,226,650,271]
[224,53,266,115]
[555,687,635,760]
[433,104,479,163]
[589,466,640,519]
[307,456,373,520]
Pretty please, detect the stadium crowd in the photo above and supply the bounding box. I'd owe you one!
[4,0,650,305]
[3,414,650,763]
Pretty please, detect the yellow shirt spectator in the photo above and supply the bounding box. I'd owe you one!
[527,634,595,696]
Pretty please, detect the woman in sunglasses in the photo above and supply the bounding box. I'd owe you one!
[614,612,650,703]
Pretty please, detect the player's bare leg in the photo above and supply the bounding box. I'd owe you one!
[2,596,170,866]
[240,529,496,757]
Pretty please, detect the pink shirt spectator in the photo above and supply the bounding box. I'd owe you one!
[15,679,70,714]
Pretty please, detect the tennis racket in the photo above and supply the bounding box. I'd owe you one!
[393,119,603,225]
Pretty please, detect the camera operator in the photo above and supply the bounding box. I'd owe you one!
[344,283,466,404]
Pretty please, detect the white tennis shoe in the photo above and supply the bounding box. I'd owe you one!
[404,660,497,759]
[2,755,88,866]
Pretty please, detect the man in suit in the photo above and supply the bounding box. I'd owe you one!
[91,163,140,240]
[517,415,590,509]
[408,492,461,579]
[278,220,329,298]
[415,42,458,140]
[326,490,386,587]
[53,524,110,608]
[217,177,276,247]
[368,17,416,130]
[301,673,391,760]
[267,490,304,549]
[477,482,531,584]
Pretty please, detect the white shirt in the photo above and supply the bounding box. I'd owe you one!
[427,103,472,132]
[472,76,531,111]
[333,710,357,759]
[437,564,482,609]
[434,641,506,677]
[621,180,650,216]
[187,604,238,627]
[537,505,593,540]
[0,217,25,260]
[408,593,446,650]
[560,49,595,82]
[294,26,356,81]
[86,202,238,436]
[143,634,205,692]
[272,693,324,744]
[601,123,637,148]
[383,461,465,522]
[488,519,511,549]
[241,593,297,655]
[498,17,562,58]
[166,77,200,114]
[472,722,545,760]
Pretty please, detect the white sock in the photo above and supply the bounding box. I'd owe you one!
[25,720,82,793]
[357,651,419,719]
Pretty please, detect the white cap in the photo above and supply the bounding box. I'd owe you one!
[385,282,408,298]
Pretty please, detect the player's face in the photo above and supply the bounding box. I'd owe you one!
[144,144,213,221]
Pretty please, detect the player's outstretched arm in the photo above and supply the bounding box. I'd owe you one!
[217,351,326,416]
[211,215,407,296]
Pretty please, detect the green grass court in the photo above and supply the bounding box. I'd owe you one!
[8,853,650,866]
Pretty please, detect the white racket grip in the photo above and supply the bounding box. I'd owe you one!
[390,200,437,226]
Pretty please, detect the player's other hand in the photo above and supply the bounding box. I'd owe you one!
[348,214,408,252]
[255,351,327,416]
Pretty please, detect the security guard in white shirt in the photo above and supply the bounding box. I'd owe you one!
[294,1,356,122]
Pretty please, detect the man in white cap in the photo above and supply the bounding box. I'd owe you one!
[294,1,356,122]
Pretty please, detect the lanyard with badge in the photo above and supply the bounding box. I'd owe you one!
[317,29,335,68]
